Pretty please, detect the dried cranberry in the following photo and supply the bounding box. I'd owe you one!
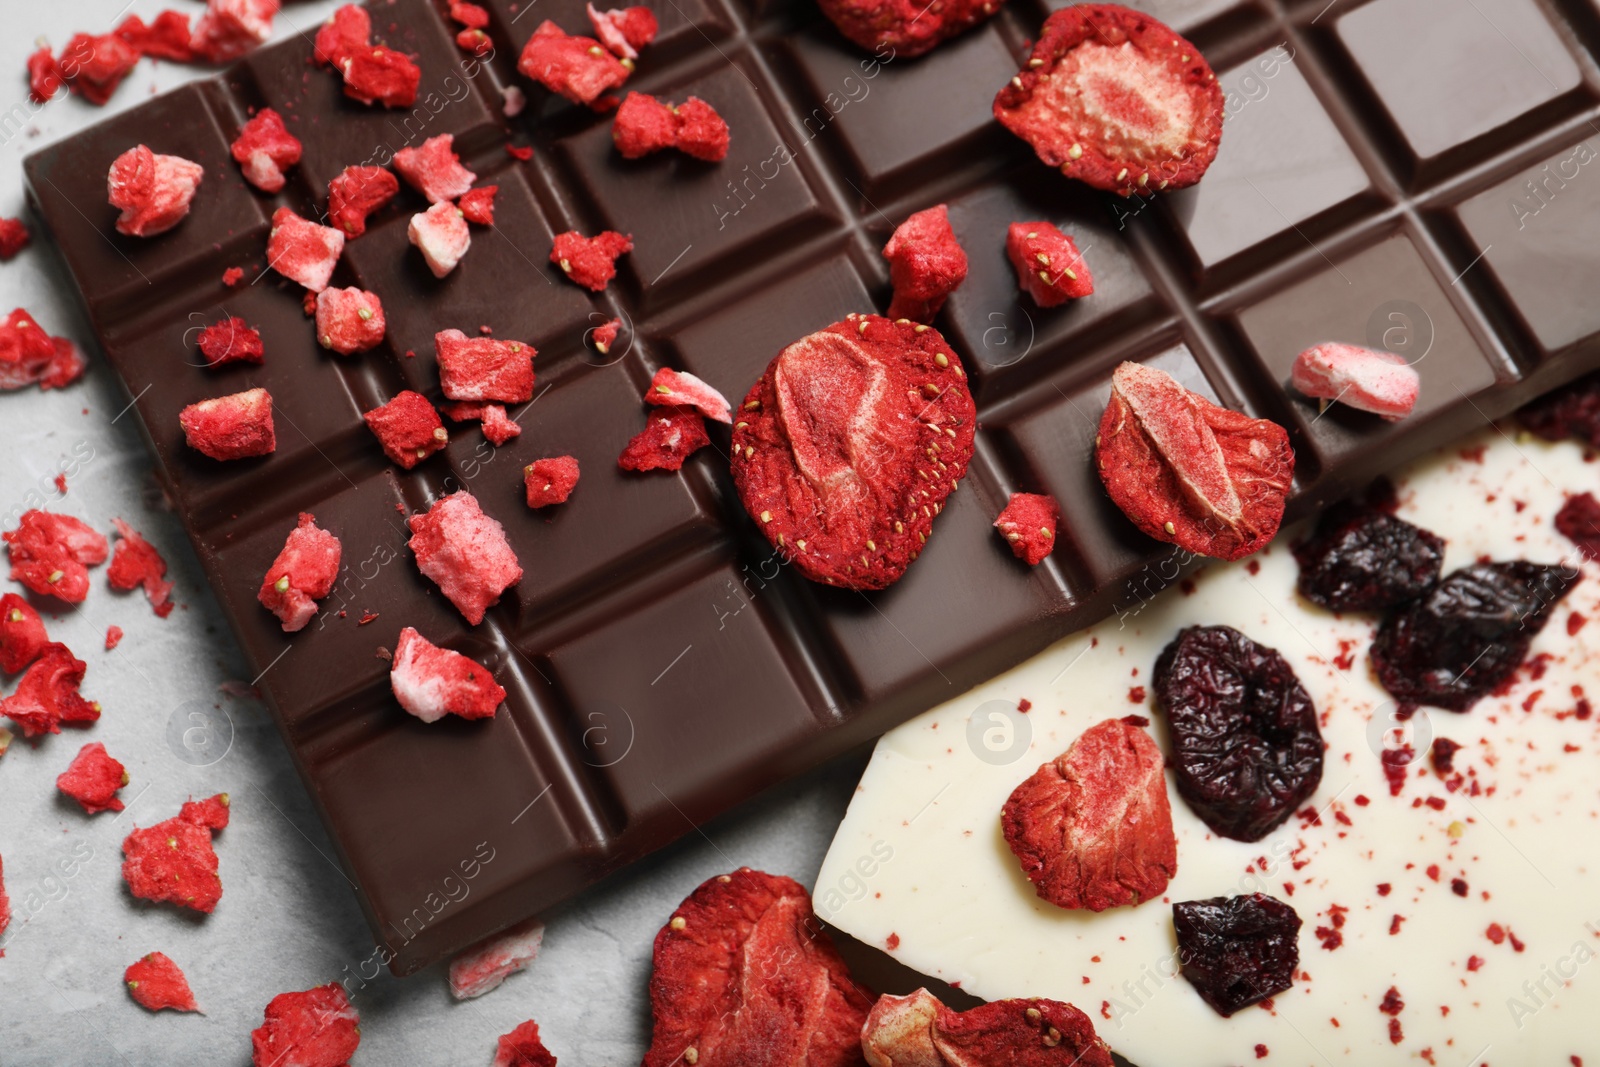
[1173,894,1301,1017]
[1153,625,1323,842]
[1292,500,1444,613]
[1517,371,1600,449]
[1371,562,1578,712]
[1555,492,1600,561]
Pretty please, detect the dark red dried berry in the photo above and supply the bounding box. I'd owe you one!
[1292,499,1444,613]
[1517,371,1600,449]
[1371,562,1578,712]
[1555,492,1600,561]
[1153,625,1323,842]
[1173,894,1301,1017]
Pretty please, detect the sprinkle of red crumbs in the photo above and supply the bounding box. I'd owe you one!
[1254,1045,1267,1060]
[1377,883,1391,896]
[1467,955,1484,972]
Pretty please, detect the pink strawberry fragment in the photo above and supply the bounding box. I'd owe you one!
[1,643,99,737]
[647,367,730,423]
[451,916,546,999]
[459,185,498,226]
[180,387,276,461]
[231,108,301,193]
[408,491,523,625]
[525,457,580,508]
[108,145,204,238]
[342,45,422,108]
[619,406,709,472]
[883,205,967,323]
[57,741,129,814]
[613,93,730,161]
[391,627,504,723]
[409,201,471,277]
[1291,342,1419,421]
[0,309,83,392]
[494,1020,558,1067]
[257,513,342,633]
[328,165,399,238]
[394,134,478,204]
[994,492,1059,566]
[1006,221,1093,306]
[122,793,230,914]
[550,229,632,291]
[365,391,448,469]
[28,46,63,104]
[435,329,536,403]
[4,509,108,603]
[108,518,176,617]
[126,952,200,1013]
[190,0,279,64]
[0,593,49,674]
[267,207,345,292]
[251,983,361,1067]
[196,315,265,367]
[587,4,658,59]
[315,287,386,354]
[592,317,621,354]
[518,21,631,108]
[314,4,370,67]
[481,405,522,445]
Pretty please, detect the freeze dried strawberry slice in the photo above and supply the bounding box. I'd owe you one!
[435,329,536,403]
[267,207,345,292]
[108,518,175,618]
[459,186,498,226]
[643,868,873,1067]
[28,46,63,104]
[122,793,229,914]
[647,368,730,423]
[525,456,580,508]
[1,643,98,737]
[196,315,264,367]
[862,988,1114,1067]
[994,5,1224,196]
[38,336,86,391]
[731,314,976,591]
[315,287,386,354]
[994,492,1059,566]
[588,4,658,59]
[1006,222,1093,306]
[180,387,276,461]
[327,165,398,237]
[614,93,679,158]
[390,627,505,723]
[408,491,523,625]
[409,201,471,277]
[0,218,31,260]
[106,625,123,650]
[518,21,631,108]
[126,952,199,1013]
[493,1020,557,1067]
[223,266,244,286]
[365,391,448,469]
[550,230,632,290]
[116,11,196,63]
[57,741,129,814]
[230,108,302,193]
[451,917,546,999]
[5,510,108,603]
[481,405,522,445]
[1096,362,1292,562]
[257,512,342,632]
[108,145,204,238]
[1291,343,1419,421]
[342,45,422,108]
[883,205,968,323]
[59,33,140,106]
[1002,716,1176,911]
[394,134,478,204]
[251,983,361,1067]
[0,593,48,674]
[619,406,710,472]
[190,0,279,64]
[819,0,996,58]
[592,317,621,354]
[314,4,370,67]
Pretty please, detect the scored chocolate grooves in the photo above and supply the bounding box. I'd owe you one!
[24,0,1600,975]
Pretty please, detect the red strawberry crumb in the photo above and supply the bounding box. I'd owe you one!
[409,201,471,277]
[105,625,123,650]
[394,134,478,204]
[550,229,632,290]
[450,916,545,999]
[251,984,360,1067]
[1381,745,1412,796]
[365,391,448,469]
[196,316,264,367]
[0,218,30,260]
[618,406,710,472]
[341,45,420,108]
[1467,954,1484,971]
[257,513,342,632]
[459,186,498,226]
[883,205,967,323]
[1018,698,1032,712]
[435,329,536,402]
[108,519,175,617]
[4,510,108,603]
[0,594,48,673]
[507,143,534,161]
[59,32,140,105]
[1355,794,1370,806]
[646,367,731,423]
[115,11,196,63]
[125,952,199,1013]
[189,0,278,64]
[390,626,505,722]
[592,317,621,354]
[222,266,244,286]
[122,793,230,913]
[408,492,523,625]
[494,1020,556,1067]
[328,165,399,237]
[517,21,631,108]
[57,741,129,814]
[994,492,1060,565]
[1006,221,1093,306]
[314,4,370,68]
[481,405,522,446]
[267,207,344,291]
[525,457,580,508]
[885,932,900,950]
[1292,343,1419,422]
[108,145,204,237]
[1509,929,1526,952]
[1570,612,1588,636]
[588,4,658,59]
[315,287,386,354]
[230,108,301,193]
[1255,1046,1268,1060]
[0,643,98,737]
[27,46,63,104]
[1390,914,1404,935]
[180,387,275,461]
[450,1,492,28]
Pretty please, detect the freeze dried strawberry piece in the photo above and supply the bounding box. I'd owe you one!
[57,741,129,814]
[257,512,342,632]
[122,794,230,913]
[481,405,522,445]
[862,988,1114,1067]
[550,229,632,290]
[643,868,873,1067]
[647,367,730,423]
[27,46,63,104]
[459,185,498,226]
[365,391,448,469]
[619,406,709,472]
[819,0,996,58]
[435,329,536,403]
[408,491,523,625]
[125,952,199,1013]
[0,308,59,390]
[183,793,232,831]
[38,336,86,391]
[0,593,48,674]
[883,206,968,323]
[267,207,345,292]
[994,5,1224,196]
[588,4,658,59]
[2,643,99,737]
[190,0,279,64]
[458,26,494,56]
[342,45,422,108]
[251,983,361,1067]
[105,625,123,650]
[995,492,1059,565]
[108,145,204,238]
[592,317,621,354]
[614,92,679,158]
[493,1020,557,1067]
[451,1,492,28]
[676,98,730,162]
[116,11,195,63]
[1006,222,1093,307]
[230,108,302,194]
[1096,362,1292,562]
[525,456,580,508]
[391,626,505,722]
[394,134,478,204]
[314,4,370,67]
[108,518,175,618]
[1002,716,1176,911]
[0,218,31,260]
[409,201,471,277]
[4,510,108,603]
[315,286,386,354]
[196,316,265,367]
[1557,492,1600,561]
[180,387,276,461]
[451,917,546,1000]
[517,21,631,108]
[731,315,976,590]
[59,32,140,106]
[1291,343,1419,421]
[223,266,244,286]
[327,165,398,237]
